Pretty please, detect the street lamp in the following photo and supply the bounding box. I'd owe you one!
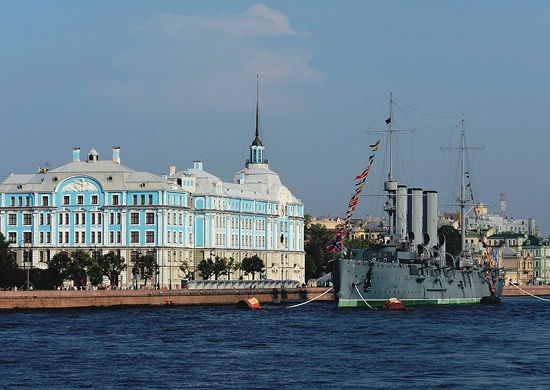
[19,240,34,291]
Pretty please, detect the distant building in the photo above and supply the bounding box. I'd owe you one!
[0,117,305,286]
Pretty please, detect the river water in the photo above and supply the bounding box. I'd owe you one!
[1,296,549,389]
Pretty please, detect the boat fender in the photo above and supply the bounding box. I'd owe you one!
[383,257,388,263]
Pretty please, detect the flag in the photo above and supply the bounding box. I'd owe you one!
[326,232,344,253]
[369,139,381,151]
[348,198,358,207]
[385,117,391,124]
[354,166,371,180]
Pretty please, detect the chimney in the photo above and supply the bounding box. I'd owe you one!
[72,147,80,162]
[112,147,120,164]
[169,165,176,176]
[161,172,167,180]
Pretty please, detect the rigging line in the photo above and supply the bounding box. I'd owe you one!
[365,101,390,131]
[509,283,550,302]
[394,104,454,133]
[354,284,377,310]
[392,96,462,119]
[285,287,334,308]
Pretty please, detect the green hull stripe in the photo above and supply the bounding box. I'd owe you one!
[338,297,481,308]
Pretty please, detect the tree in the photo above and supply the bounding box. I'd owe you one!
[99,251,127,286]
[48,251,72,287]
[66,249,93,286]
[212,256,228,280]
[346,236,371,250]
[241,255,265,280]
[134,254,158,287]
[197,258,214,280]
[226,257,240,280]
[438,225,461,256]
[0,232,18,288]
[87,262,104,286]
[304,219,334,281]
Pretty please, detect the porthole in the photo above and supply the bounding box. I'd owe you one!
[107,176,113,181]
[52,177,58,182]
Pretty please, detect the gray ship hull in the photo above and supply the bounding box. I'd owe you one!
[333,257,504,308]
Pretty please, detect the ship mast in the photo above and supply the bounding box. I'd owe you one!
[368,93,413,236]
[442,114,483,252]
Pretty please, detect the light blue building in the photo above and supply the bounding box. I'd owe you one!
[0,126,304,286]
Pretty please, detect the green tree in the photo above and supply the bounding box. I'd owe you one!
[226,257,240,280]
[304,219,334,281]
[48,251,72,287]
[99,251,127,286]
[197,258,214,280]
[212,256,228,280]
[0,232,18,288]
[241,255,265,280]
[346,236,371,250]
[66,249,93,286]
[134,254,158,287]
[438,225,461,256]
[87,262,104,286]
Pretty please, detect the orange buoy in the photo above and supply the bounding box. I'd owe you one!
[383,297,406,311]
[237,296,261,310]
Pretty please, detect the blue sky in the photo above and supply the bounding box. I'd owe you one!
[1,1,550,234]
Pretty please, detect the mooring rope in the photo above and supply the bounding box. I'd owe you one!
[285,287,334,308]
[354,284,377,310]
[510,283,550,302]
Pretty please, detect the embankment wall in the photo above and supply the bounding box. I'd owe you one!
[0,287,335,310]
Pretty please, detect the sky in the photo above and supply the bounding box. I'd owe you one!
[1,1,550,235]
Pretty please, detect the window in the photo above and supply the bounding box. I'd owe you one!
[146,231,155,243]
[75,232,79,244]
[40,214,44,225]
[91,231,96,244]
[63,195,70,205]
[65,232,69,243]
[91,213,96,225]
[81,231,85,244]
[97,213,101,224]
[65,213,69,225]
[148,194,153,205]
[77,195,84,205]
[97,232,101,244]
[112,194,119,205]
[167,213,171,225]
[133,195,138,205]
[59,232,63,244]
[42,196,49,206]
[18,196,22,206]
[141,195,145,205]
[116,213,121,224]
[23,213,32,226]
[81,213,85,225]
[110,213,114,225]
[75,214,80,225]
[131,231,139,244]
[46,213,51,225]
[131,212,139,225]
[109,231,114,244]
[40,232,44,244]
[8,232,16,243]
[116,231,121,244]
[25,197,30,206]
[146,212,155,225]
[10,197,15,206]
[46,232,51,244]
[91,195,98,205]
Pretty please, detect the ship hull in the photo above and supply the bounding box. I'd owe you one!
[333,259,504,308]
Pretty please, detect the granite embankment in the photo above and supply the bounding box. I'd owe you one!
[0,287,335,310]
[0,285,545,310]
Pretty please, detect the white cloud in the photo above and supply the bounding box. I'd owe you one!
[86,4,323,115]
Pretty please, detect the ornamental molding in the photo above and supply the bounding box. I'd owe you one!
[62,178,99,192]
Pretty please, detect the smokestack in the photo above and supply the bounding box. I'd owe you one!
[72,147,80,162]
[407,188,423,245]
[112,147,120,164]
[396,185,407,240]
[423,190,438,248]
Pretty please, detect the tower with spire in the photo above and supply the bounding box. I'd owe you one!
[247,74,266,167]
